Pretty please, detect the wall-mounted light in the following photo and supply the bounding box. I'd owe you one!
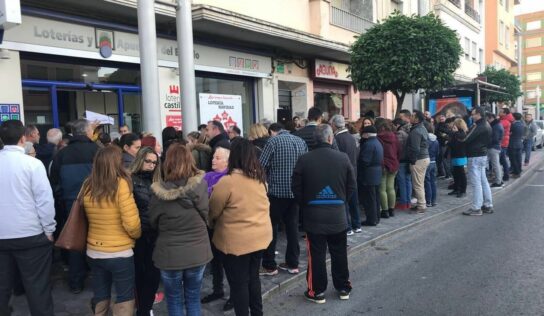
[0,49,11,60]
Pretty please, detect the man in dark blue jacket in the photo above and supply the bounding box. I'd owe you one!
[357,125,384,226]
[508,112,524,178]
[292,124,356,304]
[50,119,99,293]
[486,112,504,187]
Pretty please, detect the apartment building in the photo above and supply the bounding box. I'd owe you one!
[485,0,518,70]
[431,0,485,82]
[517,10,544,111]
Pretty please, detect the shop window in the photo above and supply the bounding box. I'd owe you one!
[360,99,380,118]
[314,92,344,120]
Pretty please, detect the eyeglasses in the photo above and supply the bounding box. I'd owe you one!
[144,159,158,165]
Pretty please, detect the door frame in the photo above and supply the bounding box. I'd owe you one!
[22,79,141,128]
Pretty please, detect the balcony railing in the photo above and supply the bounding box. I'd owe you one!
[448,0,462,8]
[330,5,374,34]
[464,2,480,23]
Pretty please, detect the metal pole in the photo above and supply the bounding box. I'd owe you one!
[177,0,198,134]
[537,86,541,121]
[137,0,162,139]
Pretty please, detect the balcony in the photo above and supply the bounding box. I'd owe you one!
[448,0,461,8]
[464,2,480,23]
[330,5,374,34]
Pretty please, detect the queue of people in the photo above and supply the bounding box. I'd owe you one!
[0,103,538,316]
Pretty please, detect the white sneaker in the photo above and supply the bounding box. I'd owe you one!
[347,230,354,236]
[354,228,362,233]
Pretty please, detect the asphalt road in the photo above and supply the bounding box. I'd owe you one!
[264,167,544,316]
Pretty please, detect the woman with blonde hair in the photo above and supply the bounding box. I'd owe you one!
[187,131,212,171]
[82,146,141,316]
[448,118,468,198]
[248,123,270,157]
[129,147,162,316]
[150,144,212,316]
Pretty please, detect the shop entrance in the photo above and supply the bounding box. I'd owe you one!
[22,79,141,140]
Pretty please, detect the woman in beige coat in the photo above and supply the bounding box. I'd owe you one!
[209,139,272,316]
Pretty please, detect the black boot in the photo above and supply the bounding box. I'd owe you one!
[380,210,389,219]
[388,209,394,217]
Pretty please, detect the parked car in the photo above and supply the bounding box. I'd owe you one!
[532,120,544,151]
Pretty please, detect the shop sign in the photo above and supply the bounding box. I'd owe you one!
[2,15,272,77]
[313,59,350,82]
[0,104,20,122]
[158,67,182,131]
[199,93,243,133]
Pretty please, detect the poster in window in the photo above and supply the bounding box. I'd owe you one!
[199,93,243,133]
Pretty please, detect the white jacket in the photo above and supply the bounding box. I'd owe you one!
[0,145,56,239]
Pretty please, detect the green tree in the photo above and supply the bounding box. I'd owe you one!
[349,12,462,117]
[480,66,522,104]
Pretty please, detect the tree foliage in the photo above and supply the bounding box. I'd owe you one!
[349,12,462,116]
[480,66,522,104]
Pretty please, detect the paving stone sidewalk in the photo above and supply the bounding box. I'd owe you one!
[10,150,543,315]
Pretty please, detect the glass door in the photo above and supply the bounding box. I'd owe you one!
[22,87,53,143]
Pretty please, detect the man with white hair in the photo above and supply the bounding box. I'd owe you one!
[50,119,98,293]
[36,128,63,168]
[330,115,361,235]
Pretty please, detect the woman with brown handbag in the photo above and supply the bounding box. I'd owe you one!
[82,146,141,316]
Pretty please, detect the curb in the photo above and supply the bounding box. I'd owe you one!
[262,153,544,300]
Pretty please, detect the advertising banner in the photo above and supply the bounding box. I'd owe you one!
[428,97,473,117]
[158,67,182,130]
[199,93,243,133]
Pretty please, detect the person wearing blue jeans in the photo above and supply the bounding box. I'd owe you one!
[523,138,533,165]
[345,192,362,234]
[396,162,412,209]
[462,107,494,216]
[161,266,206,316]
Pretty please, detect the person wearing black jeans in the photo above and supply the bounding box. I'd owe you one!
[358,126,384,226]
[508,113,525,178]
[448,120,468,198]
[292,125,356,303]
[222,251,264,316]
[262,198,300,271]
[130,148,162,316]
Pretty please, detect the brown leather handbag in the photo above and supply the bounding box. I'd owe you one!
[55,191,88,252]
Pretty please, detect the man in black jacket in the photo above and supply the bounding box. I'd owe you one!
[435,114,452,178]
[509,112,525,178]
[206,120,230,171]
[462,107,494,216]
[50,119,99,293]
[407,110,430,212]
[292,124,356,304]
[294,107,338,151]
[486,112,504,187]
[330,114,361,234]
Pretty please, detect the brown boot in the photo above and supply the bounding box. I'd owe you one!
[93,300,110,316]
[112,299,135,316]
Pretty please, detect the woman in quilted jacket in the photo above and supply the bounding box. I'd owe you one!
[82,145,141,316]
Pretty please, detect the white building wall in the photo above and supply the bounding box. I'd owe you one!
[0,50,24,122]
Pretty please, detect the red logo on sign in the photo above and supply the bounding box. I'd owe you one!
[169,85,180,94]
[316,64,338,78]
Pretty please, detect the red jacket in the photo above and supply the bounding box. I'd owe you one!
[378,131,401,173]
[499,113,514,148]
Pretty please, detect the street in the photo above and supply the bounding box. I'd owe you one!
[264,166,544,315]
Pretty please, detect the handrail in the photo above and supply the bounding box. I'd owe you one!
[330,5,374,34]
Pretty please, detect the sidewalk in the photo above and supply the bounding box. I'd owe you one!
[10,150,543,315]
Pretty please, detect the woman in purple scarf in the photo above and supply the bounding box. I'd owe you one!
[201,145,233,311]
[203,146,230,196]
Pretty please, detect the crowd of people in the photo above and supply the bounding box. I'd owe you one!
[0,104,539,316]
